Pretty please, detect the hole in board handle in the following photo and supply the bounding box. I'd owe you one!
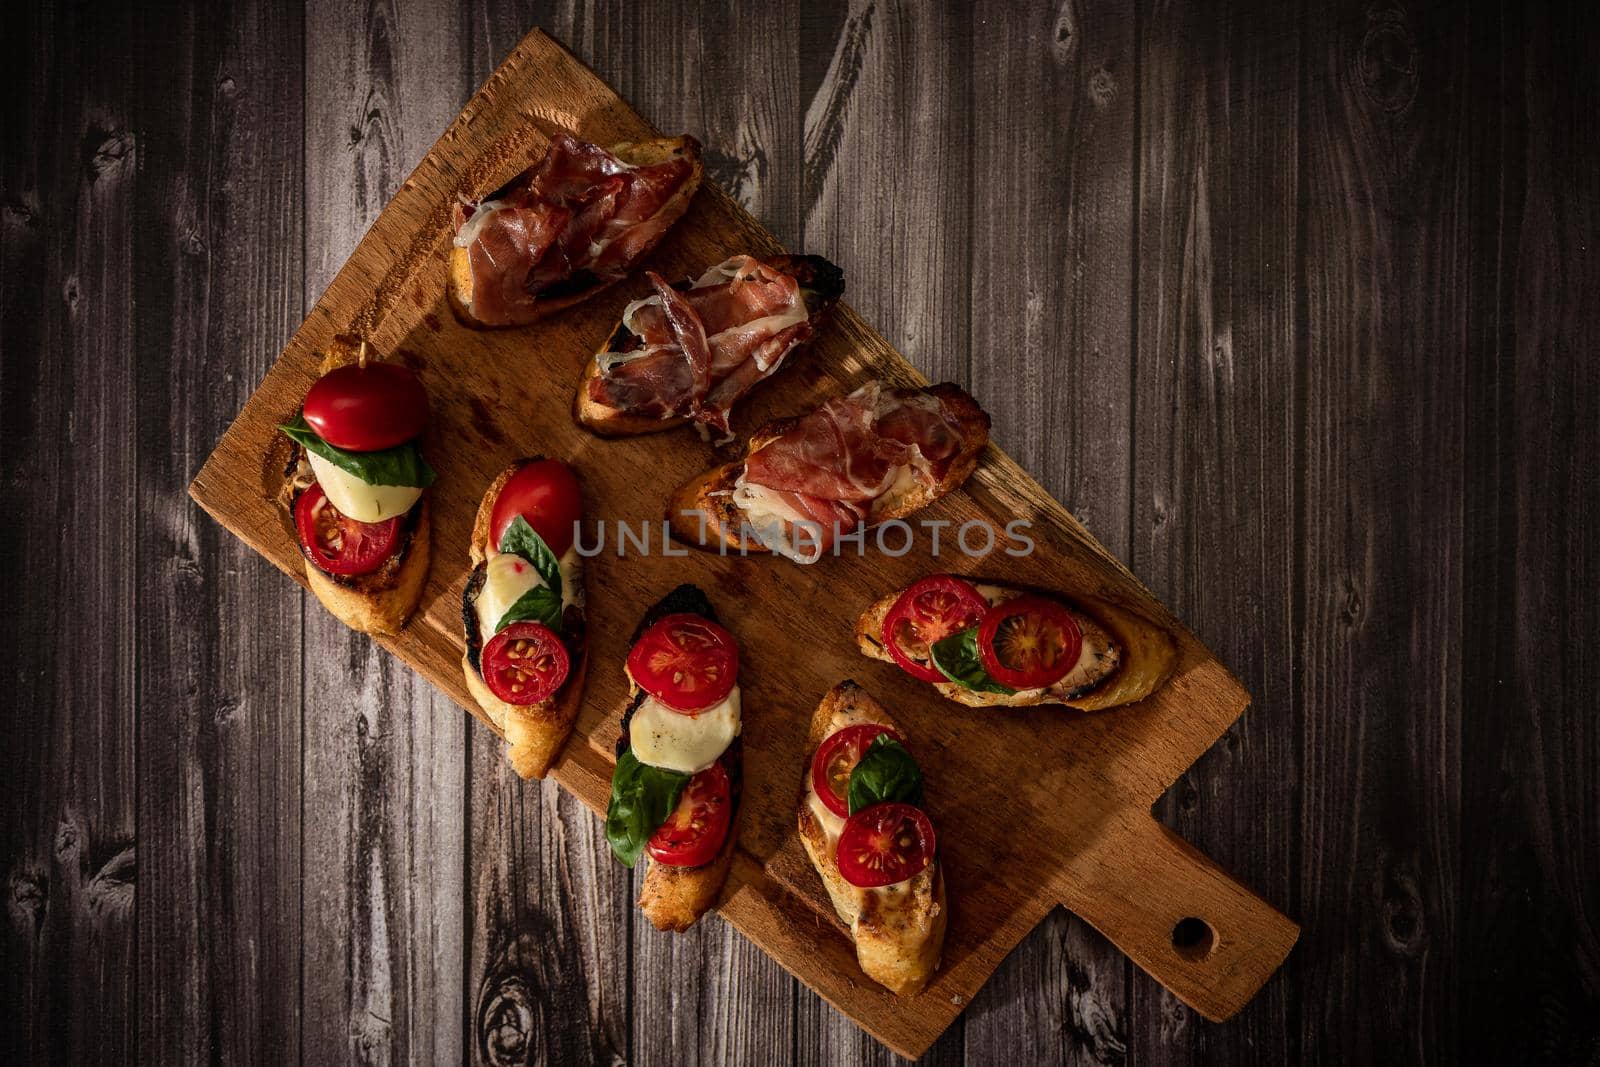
[1171,917,1216,961]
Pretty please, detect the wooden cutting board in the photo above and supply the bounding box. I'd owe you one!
[188,27,1297,1059]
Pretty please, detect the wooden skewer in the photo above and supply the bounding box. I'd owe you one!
[357,339,369,368]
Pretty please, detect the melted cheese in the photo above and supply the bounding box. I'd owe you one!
[730,476,826,564]
[307,451,422,523]
[629,687,742,774]
[473,546,582,639]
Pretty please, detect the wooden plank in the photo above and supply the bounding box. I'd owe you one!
[1459,0,1600,1060]
[1127,0,1302,1062]
[0,1,138,1060]
[572,6,809,1063]
[798,2,973,1060]
[186,27,1295,1058]
[963,1,1140,1061]
[1289,0,1478,1059]
[458,12,632,1066]
[299,1,469,1062]
[128,1,309,1062]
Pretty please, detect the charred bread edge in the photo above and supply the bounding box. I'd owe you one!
[665,382,991,554]
[855,577,1180,712]
[459,457,590,779]
[615,583,743,932]
[449,135,705,329]
[796,680,947,996]
[573,253,847,435]
[275,340,432,636]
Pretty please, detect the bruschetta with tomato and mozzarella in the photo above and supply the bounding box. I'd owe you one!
[605,585,742,932]
[450,133,703,328]
[855,575,1179,712]
[574,253,844,443]
[276,338,434,635]
[798,681,946,996]
[461,458,589,778]
[666,380,990,563]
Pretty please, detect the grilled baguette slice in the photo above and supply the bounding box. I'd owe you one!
[275,342,431,636]
[616,584,742,932]
[449,135,703,328]
[665,382,989,553]
[797,681,946,996]
[460,460,589,779]
[855,578,1180,712]
[573,253,845,437]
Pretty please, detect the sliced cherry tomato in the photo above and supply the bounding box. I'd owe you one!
[836,802,936,888]
[810,723,900,818]
[882,575,990,682]
[976,595,1083,689]
[302,362,429,451]
[645,762,732,867]
[294,483,401,576]
[489,459,582,558]
[627,614,739,712]
[481,621,570,705]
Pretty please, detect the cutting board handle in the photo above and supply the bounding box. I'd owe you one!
[1060,814,1299,1021]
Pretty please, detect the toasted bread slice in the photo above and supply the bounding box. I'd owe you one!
[636,738,742,933]
[666,382,990,555]
[855,577,1179,711]
[277,340,431,636]
[573,253,846,437]
[611,584,741,931]
[460,460,589,779]
[797,681,947,996]
[449,135,703,328]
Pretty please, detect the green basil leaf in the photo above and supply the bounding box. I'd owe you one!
[280,415,436,489]
[498,515,563,601]
[846,735,924,815]
[496,583,563,634]
[930,627,1017,695]
[605,749,690,868]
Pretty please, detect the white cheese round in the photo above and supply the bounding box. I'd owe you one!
[474,551,547,637]
[307,451,422,523]
[629,687,742,774]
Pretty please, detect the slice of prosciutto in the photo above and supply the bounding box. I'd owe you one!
[587,254,841,442]
[731,381,970,563]
[452,134,700,326]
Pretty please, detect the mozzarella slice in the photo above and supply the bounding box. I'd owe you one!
[629,687,742,774]
[307,451,422,523]
[474,551,547,637]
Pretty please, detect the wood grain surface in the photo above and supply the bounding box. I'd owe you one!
[3,1,1597,1064]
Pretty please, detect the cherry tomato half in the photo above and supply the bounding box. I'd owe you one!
[626,614,739,712]
[302,362,429,451]
[976,595,1083,690]
[481,621,571,705]
[294,483,401,576]
[645,761,732,868]
[882,576,990,682]
[810,723,901,818]
[489,459,583,559]
[836,802,936,888]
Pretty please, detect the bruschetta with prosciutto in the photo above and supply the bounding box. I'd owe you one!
[574,253,844,443]
[461,458,589,778]
[276,338,434,635]
[855,575,1178,711]
[798,681,946,996]
[666,380,990,563]
[605,585,742,932]
[450,133,702,327]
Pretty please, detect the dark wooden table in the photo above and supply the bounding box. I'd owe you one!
[4,1,1597,1063]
